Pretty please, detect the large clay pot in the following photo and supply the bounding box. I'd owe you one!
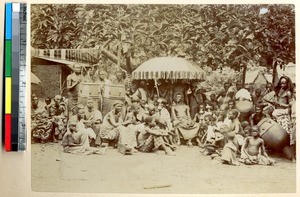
[235,100,253,122]
[236,100,253,113]
[257,118,290,151]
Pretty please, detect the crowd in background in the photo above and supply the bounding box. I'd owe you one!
[31,72,296,165]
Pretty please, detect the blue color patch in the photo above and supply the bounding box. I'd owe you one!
[5,3,12,39]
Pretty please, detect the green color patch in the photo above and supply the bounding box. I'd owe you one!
[5,40,12,77]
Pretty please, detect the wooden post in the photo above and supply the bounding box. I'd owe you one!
[242,63,247,87]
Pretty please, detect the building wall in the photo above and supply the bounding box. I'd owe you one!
[31,64,61,99]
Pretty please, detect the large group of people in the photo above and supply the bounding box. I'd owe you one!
[31,69,296,165]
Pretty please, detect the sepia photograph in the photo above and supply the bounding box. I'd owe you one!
[30,4,296,194]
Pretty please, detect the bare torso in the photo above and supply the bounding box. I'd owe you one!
[173,104,189,119]
[245,137,263,156]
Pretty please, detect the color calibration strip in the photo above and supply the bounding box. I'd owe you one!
[5,3,12,151]
[4,3,27,151]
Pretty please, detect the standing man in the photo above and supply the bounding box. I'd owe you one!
[67,63,83,117]
[113,70,125,84]
[94,70,108,112]
[264,76,295,162]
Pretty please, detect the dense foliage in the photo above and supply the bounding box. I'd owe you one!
[31,4,295,85]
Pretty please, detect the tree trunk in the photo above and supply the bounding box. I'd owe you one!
[272,57,279,85]
[125,52,133,73]
[101,48,134,73]
[242,63,247,87]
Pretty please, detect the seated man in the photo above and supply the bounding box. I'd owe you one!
[227,99,236,110]
[61,120,103,155]
[241,126,275,165]
[136,116,176,156]
[171,93,199,146]
[249,104,269,127]
[84,97,103,146]
[48,95,68,142]
[48,95,66,117]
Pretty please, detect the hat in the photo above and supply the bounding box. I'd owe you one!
[131,95,140,102]
[68,120,77,126]
[73,63,81,71]
[147,104,156,111]
[157,98,167,104]
[130,103,140,110]
[87,97,94,102]
[144,116,154,125]
[77,104,84,109]
[226,132,235,138]
[54,95,62,100]
[155,117,167,126]
[113,100,123,107]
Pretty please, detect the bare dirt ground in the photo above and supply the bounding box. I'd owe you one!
[31,143,296,194]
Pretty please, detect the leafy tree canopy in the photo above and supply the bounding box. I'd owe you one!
[31,4,295,77]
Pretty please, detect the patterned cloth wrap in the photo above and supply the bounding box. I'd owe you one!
[272,108,293,145]
[138,135,165,153]
[32,117,53,141]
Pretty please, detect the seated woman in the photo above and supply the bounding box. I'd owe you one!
[224,109,245,151]
[69,108,97,145]
[220,132,240,166]
[32,111,53,143]
[136,116,176,156]
[100,101,124,147]
[117,103,145,152]
[171,93,200,146]
[61,120,103,155]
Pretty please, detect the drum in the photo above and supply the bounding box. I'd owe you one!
[103,83,126,98]
[102,82,126,117]
[79,82,102,97]
[257,118,290,151]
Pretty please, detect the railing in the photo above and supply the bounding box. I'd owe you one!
[31,49,101,65]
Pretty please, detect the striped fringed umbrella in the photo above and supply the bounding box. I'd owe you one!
[132,57,205,81]
[31,72,42,84]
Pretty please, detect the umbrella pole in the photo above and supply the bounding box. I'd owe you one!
[154,79,160,98]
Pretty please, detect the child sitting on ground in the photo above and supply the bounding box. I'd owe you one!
[240,126,275,165]
[194,104,206,145]
[193,103,206,123]
[220,131,240,165]
[200,115,224,156]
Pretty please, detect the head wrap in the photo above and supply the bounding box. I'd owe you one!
[113,100,123,107]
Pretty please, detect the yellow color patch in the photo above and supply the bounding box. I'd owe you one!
[5,77,12,114]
